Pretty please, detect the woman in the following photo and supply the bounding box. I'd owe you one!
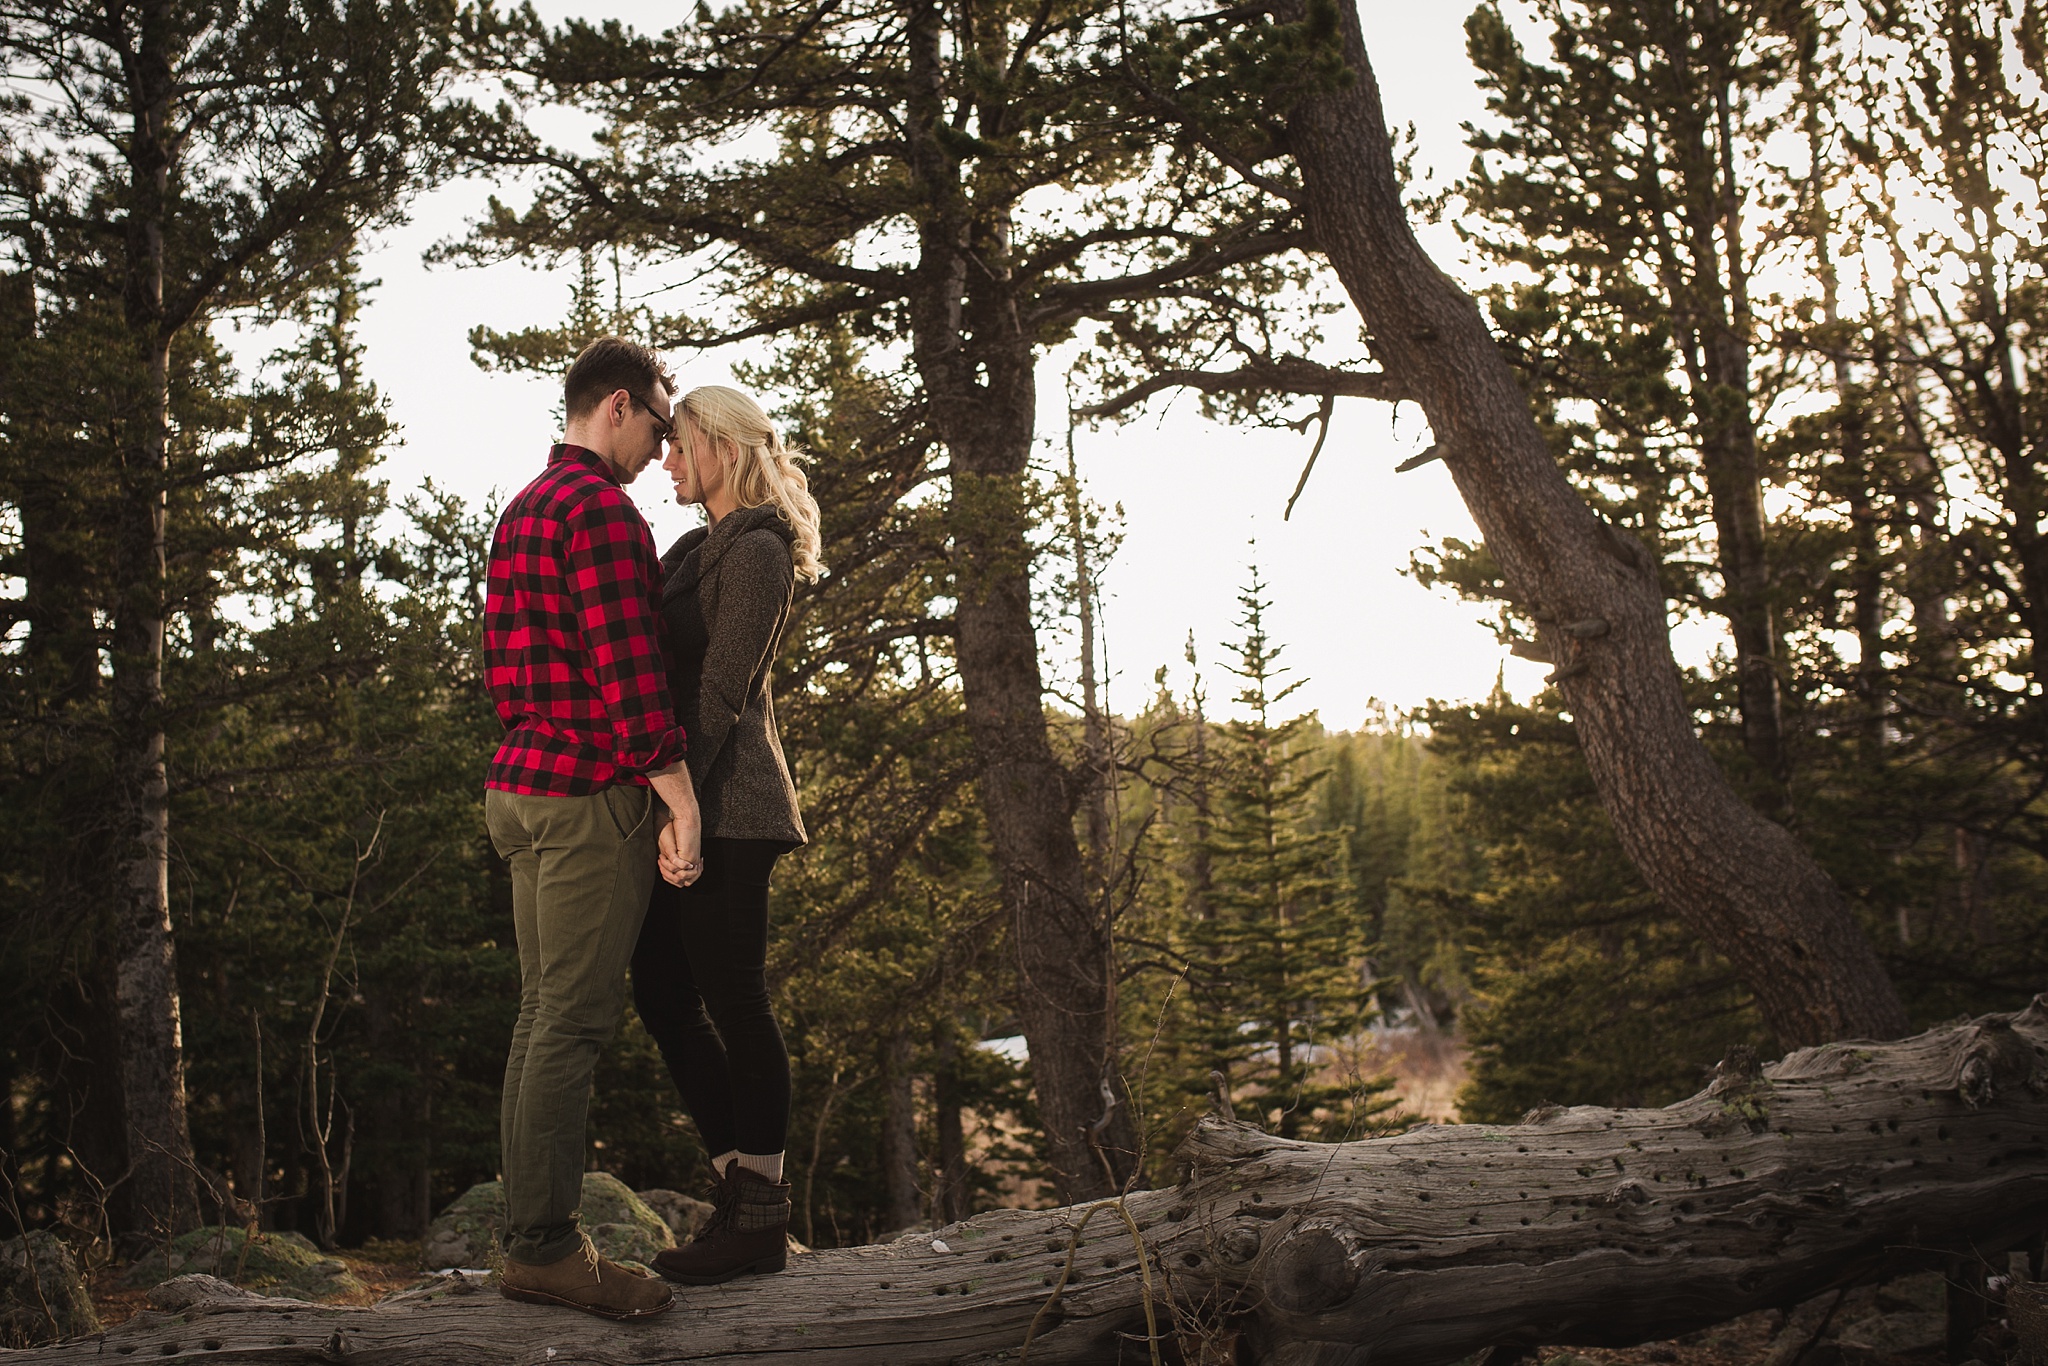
[632,384,822,1285]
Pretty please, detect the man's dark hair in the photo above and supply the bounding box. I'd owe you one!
[564,336,673,420]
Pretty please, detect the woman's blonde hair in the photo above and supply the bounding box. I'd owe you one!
[679,384,824,584]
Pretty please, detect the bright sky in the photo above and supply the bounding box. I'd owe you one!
[346,1,1555,727]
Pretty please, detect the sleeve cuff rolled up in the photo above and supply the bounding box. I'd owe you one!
[613,722,689,777]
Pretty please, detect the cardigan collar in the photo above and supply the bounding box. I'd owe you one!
[662,504,794,598]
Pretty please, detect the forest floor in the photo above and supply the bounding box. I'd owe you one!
[81,1249,1992,1364]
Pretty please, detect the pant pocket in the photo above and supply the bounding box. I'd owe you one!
[602,784,653,842]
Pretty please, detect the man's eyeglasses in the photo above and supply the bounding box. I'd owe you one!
[629,393,674,443]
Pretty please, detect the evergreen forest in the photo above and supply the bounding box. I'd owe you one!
[1,0,2044,1331]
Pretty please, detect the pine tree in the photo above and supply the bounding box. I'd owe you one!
[1175,565,1383,1141]
[1414,692,1770,1122]
[0,0,455,1238]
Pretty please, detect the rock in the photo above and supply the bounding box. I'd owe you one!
[120,1226,364,1301]
[636,1188,715,1241]
[145,1274,260,1311]
[588,1220,664,1268]
[1833,1310,1946,1357]
[577,1172,676,1261]
[0,1231,100,1348]
[419,1227,476,1272]
[420,1179,509,1270]
[421,1173,676,1270]
[1873,1270,1947,1313]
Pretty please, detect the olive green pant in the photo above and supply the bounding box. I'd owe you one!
[485,784,657,1266]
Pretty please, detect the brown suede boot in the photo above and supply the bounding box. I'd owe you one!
[653,1167,791,1285]
[500,1232,675,1320]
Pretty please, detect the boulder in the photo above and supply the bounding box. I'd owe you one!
[635,1188,714,1241]
[419,1180,503,1271]
[0,1231,99,1348]
[120,1227,363,1301]
[1833,1312,1946,1357]
[420,1173,674,1270]
[1828,1272,1949,1358]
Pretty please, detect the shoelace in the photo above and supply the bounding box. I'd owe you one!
[693,1173,741,1242]
[578,1231,602,1281]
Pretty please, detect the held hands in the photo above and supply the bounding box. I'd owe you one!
[658,812,702,887]
[645,760,702,888]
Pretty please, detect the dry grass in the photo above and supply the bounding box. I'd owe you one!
[1328,1026,1469,1123]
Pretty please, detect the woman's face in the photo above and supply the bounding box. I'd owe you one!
[664,417,725,508]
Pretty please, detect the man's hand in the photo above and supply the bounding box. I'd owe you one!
[657,817,701,886]
[646,761,702,887]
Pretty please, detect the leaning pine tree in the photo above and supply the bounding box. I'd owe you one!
[1176,567,1386,1142]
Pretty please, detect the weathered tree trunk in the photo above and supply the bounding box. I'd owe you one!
[901,0,1138,1198]
[1801,88,1886,765]
[881,1031,924,1234]
[1065,428,1114,880]
[30,1002,2047,1366]
[1282,0,1906,1048]
[932,1031,971,1227]
[1678,28,1786,794]
[110,0,200,1241]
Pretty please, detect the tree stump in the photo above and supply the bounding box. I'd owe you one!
[18,1000,2048,1365]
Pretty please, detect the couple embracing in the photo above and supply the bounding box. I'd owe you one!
[480,337,820,1320]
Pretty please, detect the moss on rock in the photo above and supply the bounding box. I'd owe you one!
[420,1172,674,1270]
[120,1227,364,1301]
[1,1231,100,1347]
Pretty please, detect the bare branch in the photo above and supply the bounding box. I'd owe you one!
[1077,357,1406,419]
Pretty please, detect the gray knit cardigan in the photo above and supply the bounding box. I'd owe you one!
[659,504,807,846]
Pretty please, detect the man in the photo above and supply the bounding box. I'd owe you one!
[482,336,702,1320]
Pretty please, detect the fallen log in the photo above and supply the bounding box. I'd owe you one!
[17,1001,2047,1366]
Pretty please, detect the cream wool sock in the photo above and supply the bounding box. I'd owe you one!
[736,1151,784,1183]
[712,1149,738,1177]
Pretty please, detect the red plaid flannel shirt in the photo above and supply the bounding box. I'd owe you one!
[483,445,686,796]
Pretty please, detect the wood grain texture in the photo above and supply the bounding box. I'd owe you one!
[19,1002,2046,1365]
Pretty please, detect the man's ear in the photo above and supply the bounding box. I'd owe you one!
[608,389,632,426]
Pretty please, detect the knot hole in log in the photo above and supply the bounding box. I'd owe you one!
[1954,1014,2048,1108]
[1262,1228,1359,1315]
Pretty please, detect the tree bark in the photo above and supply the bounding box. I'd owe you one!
[109,0,200,1241]
[900,0,1138,1198]
[881,1031,924,1235]
[1281,0,1907,1049]
[932,1031,971,1227]
[30,1001,2048,1366]
[1678,14,1785,793]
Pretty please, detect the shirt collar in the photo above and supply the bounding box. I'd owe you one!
[549,443,621,486]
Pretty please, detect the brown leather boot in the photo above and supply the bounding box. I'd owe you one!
[653,1167,791,1285]
[500,1232,675,1320]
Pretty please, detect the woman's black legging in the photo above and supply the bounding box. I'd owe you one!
[630,837,791,1158]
